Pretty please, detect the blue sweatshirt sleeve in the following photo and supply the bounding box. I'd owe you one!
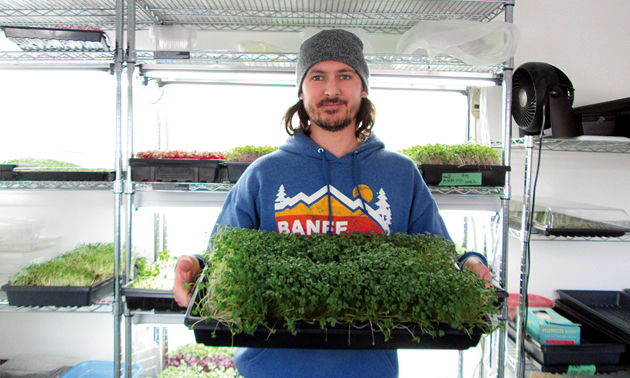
[407,166,452,241]
[457,251,489,268]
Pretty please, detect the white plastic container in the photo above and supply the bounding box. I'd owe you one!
[149,25,197,51]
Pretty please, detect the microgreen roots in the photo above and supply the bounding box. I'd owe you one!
[193,227,499,341]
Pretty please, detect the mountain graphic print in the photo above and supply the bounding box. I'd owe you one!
[274,184,392,235]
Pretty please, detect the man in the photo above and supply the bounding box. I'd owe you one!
[173,29,491,377]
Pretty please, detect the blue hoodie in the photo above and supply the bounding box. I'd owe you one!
[212,130,452,377]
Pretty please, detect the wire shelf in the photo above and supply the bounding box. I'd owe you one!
[0,1,508,32]
[136,50,505,74]
[0,181,113,190]
[512,137,630,153]
[430,186,505,196]
[134,182,234,192]
[0,51,115,66]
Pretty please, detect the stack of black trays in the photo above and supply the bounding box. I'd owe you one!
[557,290,630,368]
[508,289,629,374]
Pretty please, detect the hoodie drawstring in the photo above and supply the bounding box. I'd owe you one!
[353,151,369,215]
[318,148,369,236]
[318,148,334,235]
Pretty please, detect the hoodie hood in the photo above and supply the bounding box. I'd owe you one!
[279,129,385,161]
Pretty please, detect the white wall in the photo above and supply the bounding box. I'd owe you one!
[505,1,630,299]
[513,0,630,107]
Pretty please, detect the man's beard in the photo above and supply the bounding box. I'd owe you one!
[307,98,357,132]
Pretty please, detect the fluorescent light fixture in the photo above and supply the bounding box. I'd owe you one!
[1,26,111,52]
[142,69,295,86]
[140,67,500,91]
[370,71,500,91]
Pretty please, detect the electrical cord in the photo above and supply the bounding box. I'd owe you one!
[521,126,546,337]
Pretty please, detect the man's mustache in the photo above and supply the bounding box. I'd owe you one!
[317,98,347,107]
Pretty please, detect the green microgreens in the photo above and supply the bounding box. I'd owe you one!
[224,146,278,163]
[192,227,499,343]
[399,143,502,166]
[131,250,178,290]
[9,243,114,287]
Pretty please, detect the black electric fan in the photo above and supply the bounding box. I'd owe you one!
[510,61,582,378]
[512,62,580,138]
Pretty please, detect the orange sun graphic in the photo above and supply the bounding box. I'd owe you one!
[353,184,373,202]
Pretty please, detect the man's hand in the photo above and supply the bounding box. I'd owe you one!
[172,255,202,307]
[462,256,493,288]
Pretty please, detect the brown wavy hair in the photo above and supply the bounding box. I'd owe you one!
[282,97,376,138]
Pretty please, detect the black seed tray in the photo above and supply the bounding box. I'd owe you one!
[123,284,185,313]
[555,300,630,365]
[557,290,630,342]
[184,274,486,350]
[224,162,251,183]
[1,276,114,307]
[507,321,625,367]
[129,158,222,183]
[508,217,629,238]
[419,165,510,187]
[2,170,115,181]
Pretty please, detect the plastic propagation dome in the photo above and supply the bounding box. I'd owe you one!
[396,20,519,66]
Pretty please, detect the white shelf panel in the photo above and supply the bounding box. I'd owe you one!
[131,312,185,325]
[133,182,233,208]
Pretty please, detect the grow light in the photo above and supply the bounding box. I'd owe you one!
[1,26,111,52]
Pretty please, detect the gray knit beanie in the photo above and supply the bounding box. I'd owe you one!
[296,29,370,97]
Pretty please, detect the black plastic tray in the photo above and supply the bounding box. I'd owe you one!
[129,158,222,183]
[224,162,250,183]
[508,217,629,238]
[184,274,486,350]
[1,276,114,307]
[419,165,510,187]
[122,283,185,313]
[507,320,625,367]
[537,364,627,374]
[555,300,630,365]
[2,170,115,181]
[0,165,16,180]
[0,164,16,171]
[557,290,630,342]
[535,226,627,238]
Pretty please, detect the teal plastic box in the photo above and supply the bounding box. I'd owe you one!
[61,361,142,378]
[526,307,581,345]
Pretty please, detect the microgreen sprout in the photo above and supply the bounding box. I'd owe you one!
[399,143,502,166]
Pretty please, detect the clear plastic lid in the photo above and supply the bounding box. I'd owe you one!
[509,199,630,237]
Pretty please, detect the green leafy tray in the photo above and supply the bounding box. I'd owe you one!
[2,276,114,307]
[184,272,487,350]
